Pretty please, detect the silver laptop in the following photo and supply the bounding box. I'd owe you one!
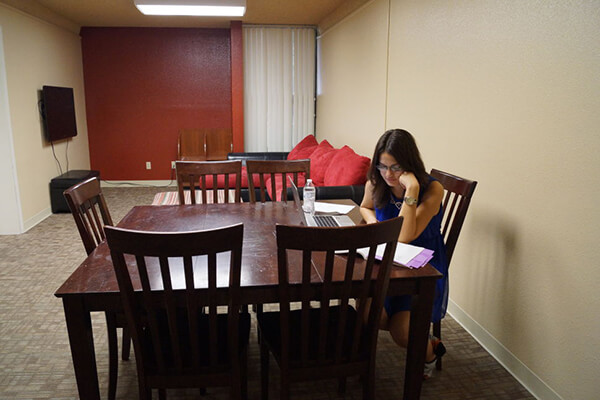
[288,177,355,228]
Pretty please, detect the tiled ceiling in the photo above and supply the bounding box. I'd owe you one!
[18,0,358,29]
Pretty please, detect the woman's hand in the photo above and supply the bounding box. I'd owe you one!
[398,171,419,191]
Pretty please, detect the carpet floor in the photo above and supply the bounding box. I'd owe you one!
[0,185,534,399]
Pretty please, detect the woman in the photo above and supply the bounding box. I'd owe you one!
[360,129,448,379]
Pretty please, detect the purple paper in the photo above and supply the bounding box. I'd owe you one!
[405,249,434,269]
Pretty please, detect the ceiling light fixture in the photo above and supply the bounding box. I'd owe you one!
[134,0,246,17]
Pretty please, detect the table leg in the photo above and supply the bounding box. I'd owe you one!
[62,296,101,400]
[403,279,436,400]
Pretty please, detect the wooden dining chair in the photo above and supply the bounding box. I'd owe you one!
[257,217,404,400]
[244,159,311,317]
[63,177,113,255]
[430,168,478,370]
[245,159,310,203]
[104,223,250,400]
[63,177,129,400]
[175,160,242,204]
[177,128,206,161]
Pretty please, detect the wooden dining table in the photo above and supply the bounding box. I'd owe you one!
[55,200,441,400]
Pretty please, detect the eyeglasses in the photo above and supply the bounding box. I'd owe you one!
[376,163,403,173]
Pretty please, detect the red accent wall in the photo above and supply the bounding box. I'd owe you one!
[81,27,235,180]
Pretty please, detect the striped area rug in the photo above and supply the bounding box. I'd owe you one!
[151,190,239,205]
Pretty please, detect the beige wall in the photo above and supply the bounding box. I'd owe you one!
[0,4,89,229]
[317,1,600,399]
[316,0,388,149]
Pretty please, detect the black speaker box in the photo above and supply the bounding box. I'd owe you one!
[50,170,100,213]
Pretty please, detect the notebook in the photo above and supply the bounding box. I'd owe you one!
[288,177,355,227]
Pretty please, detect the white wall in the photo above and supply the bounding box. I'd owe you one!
[0,27,22,234]
[317,1,600,399]
[0,4,89,232]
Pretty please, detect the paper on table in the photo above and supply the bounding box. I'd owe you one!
[376,242,424,265]
[353,242,432,268]
[314,202,355,214]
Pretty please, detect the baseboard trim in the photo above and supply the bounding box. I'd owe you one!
[23,206,51,233]
[100,180,177,188]
[447,299,562,400]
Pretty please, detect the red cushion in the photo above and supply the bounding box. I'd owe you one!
[190,174,237,189]
[287,135,318,160]
[309,140,337,186]
[240,167,249,188]
[241,166,263,189]
[265,174,307,201]
[323,145,370,186]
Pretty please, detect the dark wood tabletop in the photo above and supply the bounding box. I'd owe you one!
[55,201,441,400]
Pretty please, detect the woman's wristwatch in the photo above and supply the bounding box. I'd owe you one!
[403,196,418,206]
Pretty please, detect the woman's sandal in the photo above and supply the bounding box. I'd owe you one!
[423,336,446,380]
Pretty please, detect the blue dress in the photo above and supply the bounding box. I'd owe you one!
[375,176,448,323]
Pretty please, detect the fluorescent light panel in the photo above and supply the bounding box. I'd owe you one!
[134,0,246,17]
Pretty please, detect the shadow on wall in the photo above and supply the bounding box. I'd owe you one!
[462,207,570,345]
[461,207,521,330]
[461,205,587,390]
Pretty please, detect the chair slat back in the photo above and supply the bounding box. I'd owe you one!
[63,177,113,255]
[245,159,310,203]
[430,169,477,265]
[176,160,242,205]
[275,217,403,368]
[105,224,244,375]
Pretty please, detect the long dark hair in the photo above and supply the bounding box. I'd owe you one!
[367,129,429,208]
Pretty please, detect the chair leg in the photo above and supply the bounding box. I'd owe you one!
[158,388,166,400]
[136,374,151,400]
[254,304,263,344]
[260,336,269,400]
[121,326,131,361]
[433,321,442,370]
[363,368,375,400]
[105,312,118,400]
[280,373,290,400]
[241,347,248,400]
[337,377,347,395]
[230,348,245,400]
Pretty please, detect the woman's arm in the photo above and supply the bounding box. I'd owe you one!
[359,181,379,224]
[397,173,444,243]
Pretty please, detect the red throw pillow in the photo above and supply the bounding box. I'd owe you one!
[323,145,370,186]
[265,174,307,201]
[309,140,337,186]
[241,166,262,189]
[287,135,318,160]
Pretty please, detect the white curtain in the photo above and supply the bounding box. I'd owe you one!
[243,26,316,152]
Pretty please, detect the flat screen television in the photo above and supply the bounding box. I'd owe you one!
[41,85,78,142]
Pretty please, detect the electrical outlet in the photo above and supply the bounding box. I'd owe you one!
[146,161,151,170]
[171,161,176,169]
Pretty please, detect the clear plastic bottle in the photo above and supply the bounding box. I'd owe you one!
[303,179,316,215]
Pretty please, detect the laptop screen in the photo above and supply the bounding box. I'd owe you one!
[288,176,301,207]
[287,176,307,225]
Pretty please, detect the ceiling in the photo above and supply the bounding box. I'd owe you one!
[3,0,366,31]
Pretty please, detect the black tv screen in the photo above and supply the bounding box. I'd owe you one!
[41,85,78,142]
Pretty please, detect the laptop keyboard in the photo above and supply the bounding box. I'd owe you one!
[313,215,338,227]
